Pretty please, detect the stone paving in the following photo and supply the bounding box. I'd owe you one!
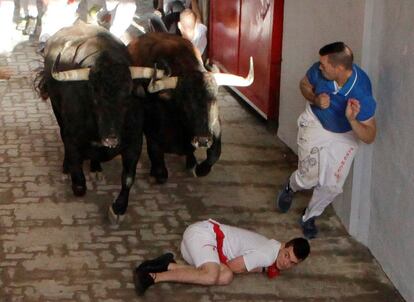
[0,1,406,301]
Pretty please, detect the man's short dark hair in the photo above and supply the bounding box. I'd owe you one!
[319,41,354,70]
[286,237,310,261]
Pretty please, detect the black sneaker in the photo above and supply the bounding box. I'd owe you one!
[299,217,318,239]
[137,252,175,273]
[276,180,294,213]
[133,268,154,296]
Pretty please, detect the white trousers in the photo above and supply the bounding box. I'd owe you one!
[290,104,359,222]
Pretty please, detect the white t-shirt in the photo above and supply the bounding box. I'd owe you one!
[191,22,207,55]
[211,220,281,271]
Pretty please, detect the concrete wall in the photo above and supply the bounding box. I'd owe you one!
[365,1,414,300]
[277,0,414,300]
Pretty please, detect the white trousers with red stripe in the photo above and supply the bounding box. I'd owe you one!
[289,104,359,222]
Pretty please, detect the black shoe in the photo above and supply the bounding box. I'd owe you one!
[137,252,175,273]
[276,180,294,213]
[133,268,154,296]
[299,216,318,239]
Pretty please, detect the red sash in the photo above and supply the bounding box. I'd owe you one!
[209,221,228,264]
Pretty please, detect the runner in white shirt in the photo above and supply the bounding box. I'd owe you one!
[178,8,207,56]
[133,219,310,295]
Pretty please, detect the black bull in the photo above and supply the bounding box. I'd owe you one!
[127,32,254,184]
[35,22,164,224]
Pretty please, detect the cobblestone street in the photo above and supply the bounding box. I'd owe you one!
[0,1,405,301]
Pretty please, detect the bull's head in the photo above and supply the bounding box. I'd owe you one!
[51,52,165,148]
[147,57,254,149]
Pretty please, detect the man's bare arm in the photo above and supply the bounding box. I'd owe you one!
[191,0,202,22]
[226,256,263,274]
[300,76,316,103]
[346,98,376,144]
[300,76,330,109]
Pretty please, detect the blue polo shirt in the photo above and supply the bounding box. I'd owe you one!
[306,62,376,133]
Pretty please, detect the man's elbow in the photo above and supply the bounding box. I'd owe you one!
[362,132,376,144]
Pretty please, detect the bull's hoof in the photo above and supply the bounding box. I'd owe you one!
[72,184,86,196]
[108,205,125,225]
[150,167,168,184]
[90,171,104,181]
[195,162,212,177]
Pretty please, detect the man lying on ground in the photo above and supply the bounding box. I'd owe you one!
[133,219,310,295]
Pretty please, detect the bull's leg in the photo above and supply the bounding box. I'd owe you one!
[146,137,168,184]
[186,151,197,170]
[109,142,142,224]
[65,144,86,196]
[63,154,69,174]
[49,97,69,175]
[89,159,103,181]
[90,160,102,173]
[195,135,221,177]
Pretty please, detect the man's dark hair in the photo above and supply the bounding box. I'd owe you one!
[319,41,354,70]
[286,237,310,261]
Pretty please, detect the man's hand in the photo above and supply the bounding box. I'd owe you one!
[315,93,330,109]
[154,9,163,17]
[346,98,360,121]
[346,98,376,144]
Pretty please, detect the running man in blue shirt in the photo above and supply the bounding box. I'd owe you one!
[276,42,377,239]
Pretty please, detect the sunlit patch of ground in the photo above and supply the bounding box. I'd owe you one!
[0,0,145,55]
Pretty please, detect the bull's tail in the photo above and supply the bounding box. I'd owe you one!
[33,67,49,100]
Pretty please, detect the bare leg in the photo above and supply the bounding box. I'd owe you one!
[153,262,233,286]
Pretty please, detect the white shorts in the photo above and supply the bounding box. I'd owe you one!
[180,220,220,268]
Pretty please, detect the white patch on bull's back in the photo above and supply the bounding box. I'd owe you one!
[209,102,220,136]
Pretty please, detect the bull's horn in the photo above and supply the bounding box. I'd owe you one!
[212,56,254,87]
[129,67,165,79]
[51,52,91,81]
[147,77,178,93]
[52,68,91,81]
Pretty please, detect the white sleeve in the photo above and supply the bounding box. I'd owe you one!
[194,23,207,55]
[243,251,273,272]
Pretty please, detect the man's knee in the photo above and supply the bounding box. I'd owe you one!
[218,268,234,285]
[199,263,220,285]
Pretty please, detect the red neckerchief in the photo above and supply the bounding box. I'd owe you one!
[267,262,280,279]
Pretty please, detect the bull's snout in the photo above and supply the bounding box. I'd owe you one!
[191,136,213,149]
[102,136,119,149]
